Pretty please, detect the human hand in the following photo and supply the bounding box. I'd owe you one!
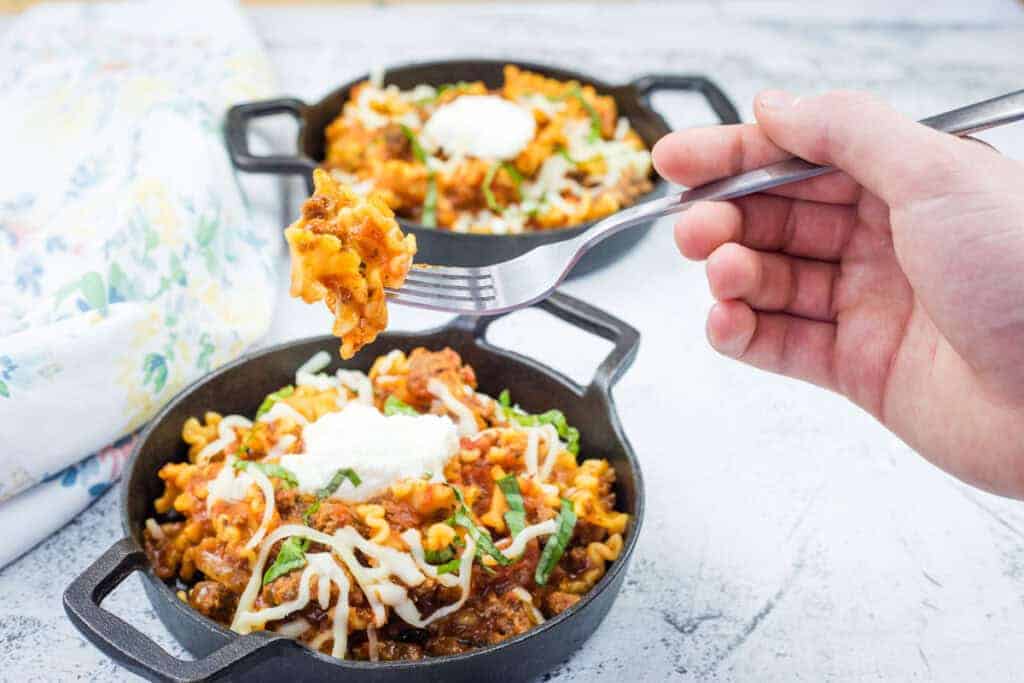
[653,90,1024,498]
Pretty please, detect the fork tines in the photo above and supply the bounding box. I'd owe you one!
[385,264,497,312]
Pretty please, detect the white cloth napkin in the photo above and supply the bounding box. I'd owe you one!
[0,0,282,567]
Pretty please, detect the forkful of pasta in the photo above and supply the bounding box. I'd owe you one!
[286,89,1024,352]
[290,85,1024,358]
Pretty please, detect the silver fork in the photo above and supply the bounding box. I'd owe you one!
[386,89,1024,315]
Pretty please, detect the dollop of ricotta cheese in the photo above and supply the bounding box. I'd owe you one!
[279,403,458,501]
[422,95,536,160]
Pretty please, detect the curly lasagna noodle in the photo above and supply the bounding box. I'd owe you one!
[285,169,416,359]
[321,65,653,234]
[145,348,629,661]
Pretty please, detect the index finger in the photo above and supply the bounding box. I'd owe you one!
[651,124,861,204]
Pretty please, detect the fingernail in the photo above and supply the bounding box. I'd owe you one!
[757,90,795,111]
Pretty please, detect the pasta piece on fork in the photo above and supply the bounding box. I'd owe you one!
[286,169,417,358]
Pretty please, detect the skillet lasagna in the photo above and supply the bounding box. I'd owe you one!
[144,347,629,661]
[321,65,653,234]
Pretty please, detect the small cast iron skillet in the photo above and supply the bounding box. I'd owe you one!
[225,58,739,275]
[64,292,644,682]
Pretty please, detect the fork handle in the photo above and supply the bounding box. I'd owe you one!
[577,88,1024,252]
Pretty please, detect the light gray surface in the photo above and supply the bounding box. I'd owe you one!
[3,1,1024,681]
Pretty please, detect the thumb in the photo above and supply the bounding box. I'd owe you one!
[753,90,969,209]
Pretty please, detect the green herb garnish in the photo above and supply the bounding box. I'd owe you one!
[303,468,361,523]
[449,486,512,566]
[255,385,295,419]
[482,163,503,214]
[435,557,461,575]
[483,163,525,213]
[384,395,419,416]
[263,536,309,585]
[556,147,579,165]
[568,86,602,142]
[422,174,438,227]
[321,468,362,495]
[498,474,526,537]
[502,162,523,195]
[535,499,577,585]
[497,389,581,456]
[400,124,428,164]
[435,81,474,100]
[233,460,299,488]
[424,547,455,565]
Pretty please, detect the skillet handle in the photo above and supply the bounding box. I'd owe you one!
[64,537,289,683]
[225,97,318,177]
[462,291,640,398]
[631,74,742,124]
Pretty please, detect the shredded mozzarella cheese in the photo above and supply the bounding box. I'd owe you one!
[498,519,558,558]
[259,401,308,426]
[427,379,478,437]
[232,523,477,659]
[242,468,277,551]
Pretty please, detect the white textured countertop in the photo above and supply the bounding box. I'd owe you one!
[4,1,1024,681]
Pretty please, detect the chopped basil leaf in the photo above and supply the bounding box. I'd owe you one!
[384,395,419,416]
[556,147,579,165]
[498,389,512,409]
[449,486,512,566]
[263,536,309,585]
[303,468,361,523]
[422,174,438,228]
[568,86,602,142]
[435,81,474,100]
[535,499,577,585]
[435,557,461,575]
[482,163,503,214]
[497,389,581,456]
[400,124,428,164]
[233,460,299,488]
[303,499,322,522]
[321,468,361,496]
[255,385,295,419]
[498,474,527,537]
[454,507,511,566]
[424,547,454,565]
[501,162,523,199]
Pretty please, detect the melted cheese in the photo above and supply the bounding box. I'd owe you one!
[294,352,373,406]
[259,401,308,426]
[194,415,253,464]
[232,523,476,659]
[337,369,373,405]
[498,519,558,558]
[399,528,461,588]
[427,379,478,437]
[275,617,311,638]
[279,403,458,501]
[242,468,276,551]
[205,457,277,551]
[511,587,545,624]
[422,95,536,160]
[521,425,563,483]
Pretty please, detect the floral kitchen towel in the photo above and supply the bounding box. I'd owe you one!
[0,0,282,567]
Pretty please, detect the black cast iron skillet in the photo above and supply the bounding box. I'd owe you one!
[64,292,643,682]
[225,58,739,276]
